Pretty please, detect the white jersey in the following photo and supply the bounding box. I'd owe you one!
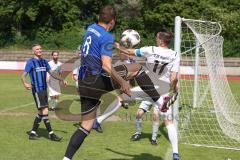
[135,46,180,84]
[48,60,62,79]
[48,60,62,96]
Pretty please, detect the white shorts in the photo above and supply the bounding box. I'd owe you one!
[139,100,153,112]
[48,80,61,97]
[138,93,173,121]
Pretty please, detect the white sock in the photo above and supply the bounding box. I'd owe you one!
[97,98,122,124]
[155,96,164,107]
[166,123,178,154]
[152,121,159,140]
[50,99,54,108]
[54,99,58,108]
[63,157,71,160]
[135,118,142,134]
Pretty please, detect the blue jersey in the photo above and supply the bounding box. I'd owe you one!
[24,58,51,93]
[79,23,114,79]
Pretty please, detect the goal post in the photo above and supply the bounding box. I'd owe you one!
[174,16,240,150]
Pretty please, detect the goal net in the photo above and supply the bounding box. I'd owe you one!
[175,16,240,150]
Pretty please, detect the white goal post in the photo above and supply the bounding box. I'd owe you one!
[174,16,240,150]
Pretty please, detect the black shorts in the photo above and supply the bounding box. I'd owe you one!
[32,90,49,110]
[78,64,128,115]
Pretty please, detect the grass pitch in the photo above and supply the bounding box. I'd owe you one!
[0,73,240,160]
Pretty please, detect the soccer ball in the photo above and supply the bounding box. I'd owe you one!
[120,29,140,48]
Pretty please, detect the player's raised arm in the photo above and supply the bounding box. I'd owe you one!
[114,42,135,56]
[169,51,180,95]
[21,72,32,90]
[169,71,178,94]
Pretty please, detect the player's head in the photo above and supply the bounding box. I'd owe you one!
[156,29,173,47]
[51,51,59,61]
[98,5,116,31]
[32,44,42,57]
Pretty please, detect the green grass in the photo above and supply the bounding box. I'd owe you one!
[0,73,240,160]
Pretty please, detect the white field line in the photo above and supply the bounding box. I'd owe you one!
[0,95,77,113]
[0,102,34,112]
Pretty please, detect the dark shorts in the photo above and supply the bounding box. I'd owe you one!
[32,90,49,110]
[78,64,128,115]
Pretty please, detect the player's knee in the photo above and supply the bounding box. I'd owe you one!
[152,113,159,121]
[164,119,173,126]
[40,107,49,115]
[135,65,145,77]
[136,113,141,119]
[125,63,142,72]
[136,109,144,119]
[81,121,94,131]
[42,107,48,115]
[125,64,143,79]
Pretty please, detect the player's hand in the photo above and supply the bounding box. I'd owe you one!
[24,83,32,90]
[160,92,178,112]
[62,80,68,87]
[114,42,120,49]
[120,80,131,97]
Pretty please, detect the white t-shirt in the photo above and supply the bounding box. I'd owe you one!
[48,60,62,84]
[135,46,180,83]
[48,60,62,96]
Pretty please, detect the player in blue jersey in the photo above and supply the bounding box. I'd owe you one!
[63,5,165,160]
[21,44,66,141]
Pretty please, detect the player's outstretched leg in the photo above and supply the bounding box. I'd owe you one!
[125,64,160,101]
[94,84,159,133]
[124,64,164,108]
[93,64,163,132]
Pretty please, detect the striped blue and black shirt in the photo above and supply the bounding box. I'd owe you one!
[24,58,51,93]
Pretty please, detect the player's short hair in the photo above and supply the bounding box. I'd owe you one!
[32,43,41,49]
[98,5,116,24]
[156,29,173,45]
[51,51,59,56]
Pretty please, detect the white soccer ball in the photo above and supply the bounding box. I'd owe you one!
[120,29,140,48]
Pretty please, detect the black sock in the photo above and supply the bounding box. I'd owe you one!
[31,114,42,133]
[42,115,53,134]
[64,126,90,159]
[135,70,160,102]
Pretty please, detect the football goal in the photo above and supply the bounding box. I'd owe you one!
[174,16,240,150]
